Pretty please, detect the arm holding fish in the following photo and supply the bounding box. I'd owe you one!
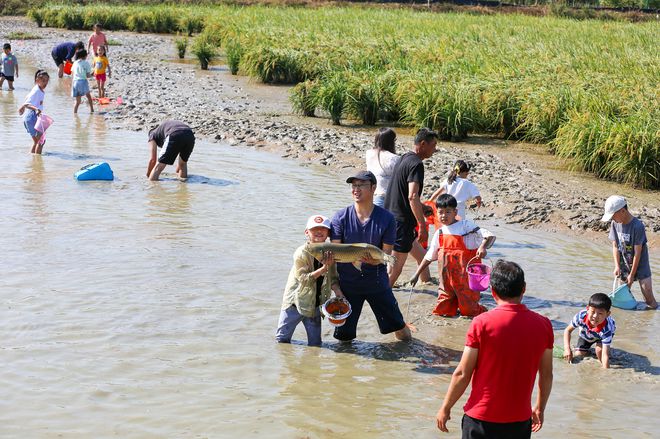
[360,243,392,266]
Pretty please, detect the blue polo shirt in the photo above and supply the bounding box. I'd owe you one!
[52,42,77,62]
[330,205,396,294]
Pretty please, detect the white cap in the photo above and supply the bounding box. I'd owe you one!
[305,214,331,230]
[601,195,627,222]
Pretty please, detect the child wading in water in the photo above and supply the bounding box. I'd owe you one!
[1,42,19,90]
[563,293,616,368]
[71,49,94,114]
[93,45,111,98]
[602,195,658,309]
[429,160,482,220]
[410,194,495,317]
[276,215,344,346]
[18,70,49,154]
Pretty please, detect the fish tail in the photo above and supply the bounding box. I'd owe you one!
[383,253,396,266]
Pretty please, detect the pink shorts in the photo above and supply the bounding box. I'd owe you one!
[95,73,107,82]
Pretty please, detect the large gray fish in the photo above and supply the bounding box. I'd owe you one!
[306,242,396,271]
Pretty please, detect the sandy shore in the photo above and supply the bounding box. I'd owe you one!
[3,16,659,245]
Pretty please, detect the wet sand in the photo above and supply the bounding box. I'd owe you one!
[3,16,659,244]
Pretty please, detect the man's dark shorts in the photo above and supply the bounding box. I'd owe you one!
[576,336,601,352]
[461,414,531,439]
[333,288,406,341]
[393,219,417,253]
[51,50,64,67]
[158,130,195,165]
[0,72,14,82]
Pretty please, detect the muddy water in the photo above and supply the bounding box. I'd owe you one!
[1,65,658,438]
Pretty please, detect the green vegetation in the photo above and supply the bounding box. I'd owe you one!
[29,3,660,188]
[4,31,41,39]
[175,36,188,59]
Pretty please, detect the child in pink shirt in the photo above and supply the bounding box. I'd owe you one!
[87,23,108,56]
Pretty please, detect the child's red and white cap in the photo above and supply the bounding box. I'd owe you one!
[601,195,627,222]
[306,215,331,230]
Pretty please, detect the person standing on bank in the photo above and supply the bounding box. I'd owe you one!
[384,127,438,287]
[436,260,554,438]
[330,170,411,342]
[366,127,400,208]
[146,120,195,181]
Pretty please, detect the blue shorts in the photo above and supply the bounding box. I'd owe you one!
[72,79,90,97]
[333,288,406,341]
[23,109,38,137]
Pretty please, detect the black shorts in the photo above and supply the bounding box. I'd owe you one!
[333,288,406,341]
[461,414,531,439]
[158,130,195,165]
[393,219,417,253]
[51,50,64,67]
[576,337,601,352]
[0,72,14,81]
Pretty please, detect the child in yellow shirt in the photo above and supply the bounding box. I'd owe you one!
[93,45,111,98]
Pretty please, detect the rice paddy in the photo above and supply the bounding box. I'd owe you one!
[29,3,660,188]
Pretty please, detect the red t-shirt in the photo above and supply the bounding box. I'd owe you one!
[463,303,554,423]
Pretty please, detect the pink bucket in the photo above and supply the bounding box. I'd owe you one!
[466,256,491,292]
[34,114,53,133]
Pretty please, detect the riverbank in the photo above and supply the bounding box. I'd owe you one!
[2,16,659,244]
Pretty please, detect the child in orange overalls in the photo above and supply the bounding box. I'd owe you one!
[409,194,496,317]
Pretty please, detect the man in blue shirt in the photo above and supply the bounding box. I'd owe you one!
[331,170,411,342]
[51,41,84,78]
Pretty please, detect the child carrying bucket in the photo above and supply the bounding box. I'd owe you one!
[602,195,657,310]
[276,215,345,347]
[410,194,495,317]
[18,70,50,154]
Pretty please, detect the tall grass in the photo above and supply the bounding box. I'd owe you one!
[31,3,660,188]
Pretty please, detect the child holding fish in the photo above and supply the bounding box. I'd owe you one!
[410,194,495,317]
[276,215,344,347]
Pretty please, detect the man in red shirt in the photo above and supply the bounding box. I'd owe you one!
[436,260,554,438]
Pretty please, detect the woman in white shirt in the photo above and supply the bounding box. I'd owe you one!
[366,127,400,208]
[429,160,482,219]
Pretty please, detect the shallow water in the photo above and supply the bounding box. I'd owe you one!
[1,64,658,438]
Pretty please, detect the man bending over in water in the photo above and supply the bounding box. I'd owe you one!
[146,120,195,181]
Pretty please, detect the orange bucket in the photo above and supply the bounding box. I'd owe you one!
[63,61,73,75]
[322,297,352,327]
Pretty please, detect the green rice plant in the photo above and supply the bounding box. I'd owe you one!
[478,80,524,138]
[553,110,660,188]
[26,9,44,28]
[240,47,310,84]
[316,73,348,125]
[399,79,477,140]
[290,80,320,117]
[224,38,243,75]
[4,31,41,40]
[192,35,216,70]
[345,72,386,126]
[175,36,188,59]
[107,39,122,46]
[61,7,85,30]
[145,9,178,34]
[179,14,205,37]
[517,84,580,144]
[126,13,149,33]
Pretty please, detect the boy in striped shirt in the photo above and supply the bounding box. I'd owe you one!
[563,293,616,368]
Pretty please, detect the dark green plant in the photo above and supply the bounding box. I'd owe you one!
[225,39,243,75]
[290,80,320,117]
[317,73,347,125]
[175,37,188,59]
[192,36,216,70]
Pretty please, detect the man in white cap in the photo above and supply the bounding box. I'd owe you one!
[330,170,412,342]
[602,195,657,309]
[276,214,344,346]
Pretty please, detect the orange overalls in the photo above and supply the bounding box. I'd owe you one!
[432,232,487,317]
[416,201,439,249]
